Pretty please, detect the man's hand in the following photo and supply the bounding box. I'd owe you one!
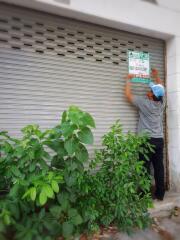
[151,68,163,85]
[125,74,134,103]
[125,74,135,80]
[151,68,159,78]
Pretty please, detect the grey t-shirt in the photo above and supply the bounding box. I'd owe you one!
[132,96,165,138]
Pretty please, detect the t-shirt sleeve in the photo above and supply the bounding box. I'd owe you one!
[132,96,145,109]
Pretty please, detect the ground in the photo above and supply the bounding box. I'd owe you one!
[71,192,180,240]
[92,192,180,240]
[96,214,180,240]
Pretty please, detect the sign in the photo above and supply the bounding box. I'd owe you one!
[130,78,151,84]
[128,51,150,83]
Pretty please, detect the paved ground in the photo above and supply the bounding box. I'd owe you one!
[98,192,180,240]
[82,192,180,240]
[98,214,180,240]
[149,192,180,218]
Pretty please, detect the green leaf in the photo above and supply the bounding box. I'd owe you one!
[71,214,83,226]
[4,214,10,225]
[57,193,69,211]
[29,162,36,172]
[68,161,78,171]
[51,155,64,168]
[51,126,62,137]
[61,123,77,138]
[39,160,49,171]
[75,144,88,162]
[65,174,76,187]
[68,106,80,112]
[15,146,24,158]
[51,180,59,193]
[39,190,47,206]
[68,208,78,218]
[82,112,96,128]
[50,205,62,219]
[68,208,83,225]
[46,140,66,156]
[43,185,54,199]
[0,233,6,240]
[11,166,22,177]
[28,150,35,160]
[64,138,78,155]
[22,189,30,200]
[62,222,74,238]
[3,142,13,153]
[69,193,77,203]
[44,237,52,240]
[137,219,143,229]
[8,203,20,219]
[69,112,81,125]
[61,110,67,124]
[9,183,20,198]
[30,187,36,201]
[39,208,46,219]
[78,127,94,144]
[0,131,9,137]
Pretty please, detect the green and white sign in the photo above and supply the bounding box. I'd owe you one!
[128,51,150,78]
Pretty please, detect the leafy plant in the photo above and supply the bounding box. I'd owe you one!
[78,121,153,233]
[0,107,153,239]
[45,106,96,238]
[0,106,95,239]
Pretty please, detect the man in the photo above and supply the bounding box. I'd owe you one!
[125,69,165,201]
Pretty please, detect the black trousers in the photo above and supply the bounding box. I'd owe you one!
[143,138,165,200]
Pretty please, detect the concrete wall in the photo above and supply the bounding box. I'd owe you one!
[3,0,180,191]
[167,36,180,191]
[4,0,180,38]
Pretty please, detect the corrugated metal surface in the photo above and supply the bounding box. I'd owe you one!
[0,4,165,157]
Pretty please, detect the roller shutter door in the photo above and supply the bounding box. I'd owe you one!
[0,3,167,183]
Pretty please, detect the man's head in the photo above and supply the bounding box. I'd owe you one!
[147,82,165,101]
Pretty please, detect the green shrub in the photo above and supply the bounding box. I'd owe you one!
[0,107,153,239]
[79,122,153,233]
[0,106,95,239]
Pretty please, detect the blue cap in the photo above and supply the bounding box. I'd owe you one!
[149,82,165,98]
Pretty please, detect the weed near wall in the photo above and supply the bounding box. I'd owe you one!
[0,107,153,239]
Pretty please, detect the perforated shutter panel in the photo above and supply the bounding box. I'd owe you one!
[0,4,165,154]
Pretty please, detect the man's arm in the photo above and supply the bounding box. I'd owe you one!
[125,74,134,103]
[151,68,163,85]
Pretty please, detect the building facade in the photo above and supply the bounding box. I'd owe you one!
[1,0,180,192]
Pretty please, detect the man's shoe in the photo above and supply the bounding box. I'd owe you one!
[154,195,164,201]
